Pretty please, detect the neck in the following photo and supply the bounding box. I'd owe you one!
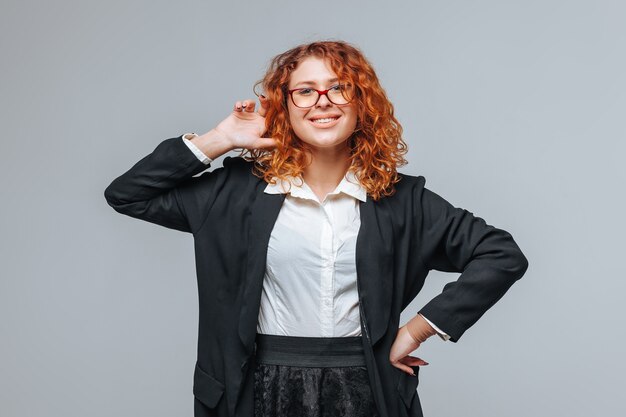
[301,144,352,190]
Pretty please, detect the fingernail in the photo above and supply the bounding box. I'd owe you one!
[411,372,416,376]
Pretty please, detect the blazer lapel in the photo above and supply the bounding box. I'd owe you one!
[238,187,286,353]
[356,198,395,346]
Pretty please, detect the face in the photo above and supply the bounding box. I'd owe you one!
[286,56,358,153]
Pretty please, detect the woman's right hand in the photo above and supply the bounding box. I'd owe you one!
[213,96,278,151]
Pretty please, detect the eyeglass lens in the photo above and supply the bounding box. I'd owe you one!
[292,84,354,108]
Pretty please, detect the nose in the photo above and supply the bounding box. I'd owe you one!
[316,92,333,108]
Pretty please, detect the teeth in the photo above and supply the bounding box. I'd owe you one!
[312,117,338,124]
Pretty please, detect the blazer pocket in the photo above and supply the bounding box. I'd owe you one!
[193,362,225,409]
[396,365,419,409]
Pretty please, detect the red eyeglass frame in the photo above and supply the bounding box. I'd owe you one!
[286,84,354,108]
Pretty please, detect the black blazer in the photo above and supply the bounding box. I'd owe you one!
[104,135,529,417]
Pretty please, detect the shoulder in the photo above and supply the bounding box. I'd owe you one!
[396,171,426,189]
[389,171,455,214]
[215,155,256,177]
[220,156,266,187]
[389,170,427,201]
[180,156,259,194]
[222,155,253,170]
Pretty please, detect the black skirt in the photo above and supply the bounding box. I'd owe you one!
[253,333,380,417]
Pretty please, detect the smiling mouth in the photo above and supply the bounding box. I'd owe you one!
[309,116,341,125]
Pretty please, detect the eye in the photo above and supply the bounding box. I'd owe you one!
[296,88,313,95]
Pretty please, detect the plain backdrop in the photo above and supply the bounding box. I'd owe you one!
[1,1,624,416]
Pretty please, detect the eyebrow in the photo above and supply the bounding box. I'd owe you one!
[292,77,339,88]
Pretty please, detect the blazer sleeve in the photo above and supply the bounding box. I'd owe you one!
[103,135,229,234]
[416,182,529,343]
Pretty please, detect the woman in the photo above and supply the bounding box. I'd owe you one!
[104,40,529,417]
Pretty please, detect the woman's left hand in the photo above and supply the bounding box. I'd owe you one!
[389,325,429,376]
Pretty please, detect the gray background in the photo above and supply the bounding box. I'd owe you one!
[1,0,624,416]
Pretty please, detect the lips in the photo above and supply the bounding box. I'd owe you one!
[308,114,342,128]
[309,114,342,122]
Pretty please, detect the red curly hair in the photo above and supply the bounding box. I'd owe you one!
[238,40,408,202]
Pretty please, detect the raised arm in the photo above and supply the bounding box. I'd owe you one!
[103,131,231,233]
[104,97,277,234]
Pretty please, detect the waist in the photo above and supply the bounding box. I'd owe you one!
[254,333,366,368]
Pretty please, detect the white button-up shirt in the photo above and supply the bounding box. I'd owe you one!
[259,168,366,336]
[181,133,450,340]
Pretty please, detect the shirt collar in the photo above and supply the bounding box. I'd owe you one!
[264,169,367,202]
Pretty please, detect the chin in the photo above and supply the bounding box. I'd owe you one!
[302,135,350,149]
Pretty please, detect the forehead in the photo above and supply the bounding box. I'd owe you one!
[288,56,338,87]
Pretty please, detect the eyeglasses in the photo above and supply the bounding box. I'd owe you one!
[287,83,355,108]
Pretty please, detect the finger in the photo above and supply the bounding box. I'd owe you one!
[391,362,417,376]
[234,101,243,112]
[254,138,279,149]
[401,355,429,364]
[243,100,256,112]
[258,95,269,118]
[400,356,429,366]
